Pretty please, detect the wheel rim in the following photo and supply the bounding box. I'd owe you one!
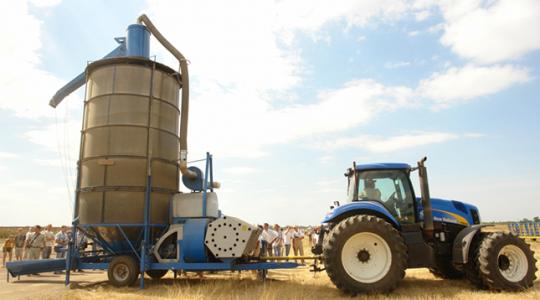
[341,232,392,283]
[497,244,528,282]
[113,263,130,282]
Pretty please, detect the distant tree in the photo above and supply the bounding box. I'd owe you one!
[534,216,540,222]
[520,218,531,223]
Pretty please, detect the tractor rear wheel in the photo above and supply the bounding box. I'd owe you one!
[108,256,139,287]
[429,256,464,279]
[477,232,537,291]
[323,215,407,294]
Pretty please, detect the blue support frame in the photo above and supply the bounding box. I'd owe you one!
[33,153,300,288]
[140,174,152,288]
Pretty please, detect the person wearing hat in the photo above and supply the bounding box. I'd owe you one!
[359,179,381,201]
[27,225,46,260]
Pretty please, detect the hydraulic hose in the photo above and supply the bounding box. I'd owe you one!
[136,14,197,179]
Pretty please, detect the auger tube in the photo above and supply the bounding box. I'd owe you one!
[137,14,197,179]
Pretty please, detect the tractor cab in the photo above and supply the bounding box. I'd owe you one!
[346,163,416,224]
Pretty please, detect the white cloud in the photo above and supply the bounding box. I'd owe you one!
[315,131,480,153]
[33,158,64,167]
[23,120,80,191]
[24,120,80,157]
[439,0,540,63]
[1,180,71,225]
[385,61,412,69]
[0,152,20,159]
[408,30,420,37]
[273,0,409,35]
[221,167,257,175]
[415,10,431,21]
[418,64,530,107]
[0,1,75,119]
[29,0,62,7]
[188,79,413,158]
[319,155,334,164]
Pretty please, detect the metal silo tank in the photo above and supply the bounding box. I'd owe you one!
[77,57,180,248]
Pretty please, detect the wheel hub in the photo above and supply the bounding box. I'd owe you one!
[113,263,130,282]
[497,244,528,282]
[498,255,510,271]
[357,249,371,263]
[341,232,392,283]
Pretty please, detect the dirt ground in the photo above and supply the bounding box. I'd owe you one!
[1,228,539,300]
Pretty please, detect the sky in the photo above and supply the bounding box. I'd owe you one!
[1,0,539,226]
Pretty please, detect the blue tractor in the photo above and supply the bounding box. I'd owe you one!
[312,157,537,294]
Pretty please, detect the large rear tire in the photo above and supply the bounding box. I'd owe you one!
[323,215,407,294]
[464,232,487,289]
[108,256,139,287]
[477,232,537,291]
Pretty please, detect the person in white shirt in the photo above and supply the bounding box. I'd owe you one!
[54,226,69,258]
[283,226,294,257]
[260,223,278,257]
[23,227,32,259]
[42,224,55,259]
[273,224,284,257]
[310,227,320,248]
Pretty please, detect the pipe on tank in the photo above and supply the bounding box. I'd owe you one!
[136,14,197,179]
[48,42,127,108]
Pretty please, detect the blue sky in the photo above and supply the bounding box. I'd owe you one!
[1,0,539,226]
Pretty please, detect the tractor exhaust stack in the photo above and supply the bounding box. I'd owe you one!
[417,157,434,239]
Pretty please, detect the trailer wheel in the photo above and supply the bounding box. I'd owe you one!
[429,256,464,279]
[108,256,139,287]
[477,232,537,291]
[323,215,407,294]
[146,269,168,280]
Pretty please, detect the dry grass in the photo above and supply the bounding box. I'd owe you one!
[2,225,539,300]
[55,262,540,300]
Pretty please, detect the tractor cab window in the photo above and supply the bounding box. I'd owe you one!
[357,170,415,223]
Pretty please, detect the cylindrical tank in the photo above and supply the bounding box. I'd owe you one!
[76,57,181,246]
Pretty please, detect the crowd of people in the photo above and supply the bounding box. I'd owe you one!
[2,223,320,267]
[2,224,78,266]
[255,223,321,262]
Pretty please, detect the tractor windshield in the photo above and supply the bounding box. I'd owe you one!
[355,170,416,223]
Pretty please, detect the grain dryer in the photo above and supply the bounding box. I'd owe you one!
[6,15,299,288]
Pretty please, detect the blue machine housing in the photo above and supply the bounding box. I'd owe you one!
[126,24,150,57]
[416,197,479,226]
[182,219,210,263]
[323,200,400,227]
[323,197,479,227]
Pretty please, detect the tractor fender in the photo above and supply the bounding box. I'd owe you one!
[322,201,399,228]
[452,224,492,265]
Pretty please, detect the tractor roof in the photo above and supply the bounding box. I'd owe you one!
[355,163,411,171]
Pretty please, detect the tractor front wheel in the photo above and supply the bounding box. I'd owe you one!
[477,232,537,291]
[323,215,407,294]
